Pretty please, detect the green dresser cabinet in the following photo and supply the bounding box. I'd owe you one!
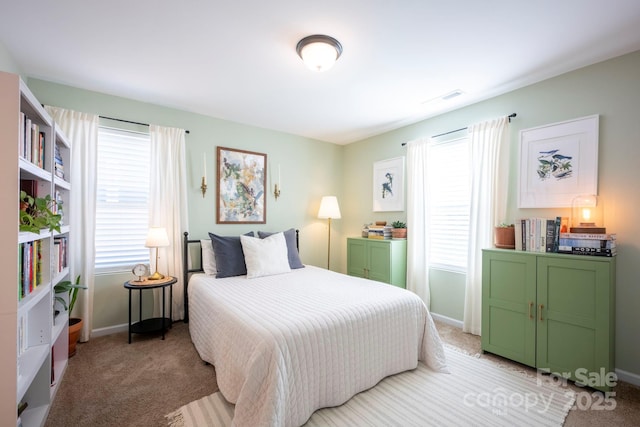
[481,249,615,391]
[347,237,407,288]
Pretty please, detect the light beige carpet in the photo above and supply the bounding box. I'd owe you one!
[167,347,575,427]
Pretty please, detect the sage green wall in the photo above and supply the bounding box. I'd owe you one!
[0,41,22,76]
[21,78,344,330]
[343,50,640,378]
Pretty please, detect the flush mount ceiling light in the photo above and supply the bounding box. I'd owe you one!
[296,35,343,72]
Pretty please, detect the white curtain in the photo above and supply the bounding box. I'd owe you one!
[45,106,99,342]
[406,137,433,307]
[463,117,509,335]
[149,125,189,321]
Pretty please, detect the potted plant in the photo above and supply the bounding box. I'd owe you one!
[494,223,515,249]
[391,220,407,239]
[54,275,87,357]
[20,191,62,234]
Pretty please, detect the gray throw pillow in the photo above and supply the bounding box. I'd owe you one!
[257,228,304,269]
[209,231,255,278]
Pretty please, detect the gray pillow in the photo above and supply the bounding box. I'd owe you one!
[209,232,255,278]
[257,228,304,269]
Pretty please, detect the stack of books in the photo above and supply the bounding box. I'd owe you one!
[367,225,392,239]
[515,217,568,253]
[19,112,46,168]
[558,232,616,257]
[54,144,65,179]
[515,217,617,257]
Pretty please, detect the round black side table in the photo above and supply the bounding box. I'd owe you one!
[124,276,176,343]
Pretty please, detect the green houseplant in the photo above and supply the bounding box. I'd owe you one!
[54,275,87,357]
[391,220,407,239]
[19,191,62,234]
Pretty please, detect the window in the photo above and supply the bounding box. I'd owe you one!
[427,137,470,272]
[95,127,150,272]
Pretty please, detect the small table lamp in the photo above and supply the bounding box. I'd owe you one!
[317,196,341,270]
[570,194,605,233]
[145,227,170,280]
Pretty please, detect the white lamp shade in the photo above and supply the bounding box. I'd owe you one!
[145,227,170,248]
[300,42,339,72]
[318,196,341,219]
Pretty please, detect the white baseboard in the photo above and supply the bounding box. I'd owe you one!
[430,312,464,329]
[615,368,640,387]
[91,323,128,338]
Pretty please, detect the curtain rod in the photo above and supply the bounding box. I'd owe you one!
[401,113,516,146]
[100,115,190,134]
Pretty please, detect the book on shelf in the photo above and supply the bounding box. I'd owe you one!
[54,143,65,179]
[558,247,617,257]
[19,240,44,300]
[559,238,616,249]
[17,315,27,356]
[19,114,46,169]
[54,236,68,273]
[515,216,617,257]
[560,232,617,240]
[515,217,568,253]
[368,225,392,239]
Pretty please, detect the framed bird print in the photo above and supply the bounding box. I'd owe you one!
[518,115,599,208]
[216,146,267,223]
[373,157,405,212]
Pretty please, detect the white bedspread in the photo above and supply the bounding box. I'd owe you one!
[188,266,448,427]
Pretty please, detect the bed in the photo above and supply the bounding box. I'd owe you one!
[183,230,448,427]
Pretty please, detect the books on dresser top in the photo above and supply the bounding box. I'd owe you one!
[367,225,392,239]
[514,217,616,257]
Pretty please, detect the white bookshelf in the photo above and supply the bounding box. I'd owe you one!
[0,71,72,427]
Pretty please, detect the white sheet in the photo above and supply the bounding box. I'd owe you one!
[188,265,448,427]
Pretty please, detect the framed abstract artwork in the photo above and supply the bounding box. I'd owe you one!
[518,115,599,208]
[216,146,267,223]
[373,156,405,212]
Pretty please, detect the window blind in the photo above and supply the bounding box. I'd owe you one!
[95,127,150,272]
[427,137,470,272]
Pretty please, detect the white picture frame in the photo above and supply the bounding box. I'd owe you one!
[518,115,599,208]
[373,157,405,212]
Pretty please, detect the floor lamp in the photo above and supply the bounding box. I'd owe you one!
[317,196,341,270]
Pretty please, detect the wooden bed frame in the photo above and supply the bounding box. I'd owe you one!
[181,230,300,323]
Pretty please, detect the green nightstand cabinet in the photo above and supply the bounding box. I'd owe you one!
[347,237,407,288]
[481,249,615,392]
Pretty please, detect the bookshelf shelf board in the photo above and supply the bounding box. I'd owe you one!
[53,176,71,190]
[19,158,52,182]
[18,230,51,244]
[19,403,49,427]
[17,343,50,401]
[52,311,69,343]
[17,284,51,314]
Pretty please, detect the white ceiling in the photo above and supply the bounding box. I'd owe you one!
[2,1,640,144]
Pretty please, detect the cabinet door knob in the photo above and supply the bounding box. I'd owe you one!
[539,304,544,322]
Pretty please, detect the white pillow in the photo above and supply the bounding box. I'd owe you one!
[200,239,216,276]
[240,232,291,279]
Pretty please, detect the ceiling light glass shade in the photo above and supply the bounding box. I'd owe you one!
[296,35,343,72]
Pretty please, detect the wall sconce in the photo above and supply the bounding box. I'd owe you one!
[273,164,281,201]
[571,194,605,233]
[201,155,207,198]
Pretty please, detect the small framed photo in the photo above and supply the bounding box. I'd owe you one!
[373,157,405,212]
[216,146,267,223]
[519,115,599,208]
